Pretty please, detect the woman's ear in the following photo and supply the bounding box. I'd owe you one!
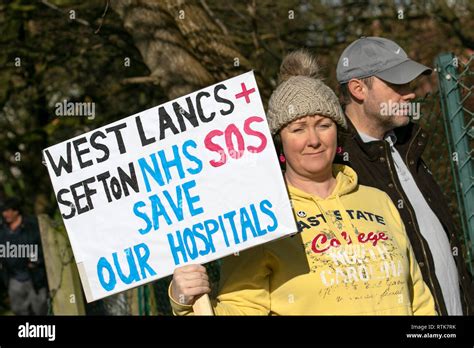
[272,132,286,171]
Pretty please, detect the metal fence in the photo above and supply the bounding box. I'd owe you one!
[417,53,474,276]
[435,53,474,275]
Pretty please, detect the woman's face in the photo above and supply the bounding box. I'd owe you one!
[280,115,337,179]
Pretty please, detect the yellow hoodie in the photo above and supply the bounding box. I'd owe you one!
[170,165,436,315]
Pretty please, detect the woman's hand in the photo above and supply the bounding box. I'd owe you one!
[171,264,211,306]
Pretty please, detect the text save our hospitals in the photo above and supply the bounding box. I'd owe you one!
[100,138,280,292]
[42,72,291,297]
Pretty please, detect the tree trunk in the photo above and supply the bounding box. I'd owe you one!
[110,0,268,99]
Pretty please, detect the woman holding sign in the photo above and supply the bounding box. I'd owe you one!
[169,50,436,315]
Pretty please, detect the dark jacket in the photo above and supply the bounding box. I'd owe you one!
[0,216,48,292]
[335,117,473,315]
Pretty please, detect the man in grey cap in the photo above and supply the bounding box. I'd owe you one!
[335,36,473,315]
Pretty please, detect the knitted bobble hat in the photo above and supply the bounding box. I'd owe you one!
[267,50,347,134]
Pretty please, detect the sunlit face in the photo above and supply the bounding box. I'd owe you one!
[280,115,337,179]
[2,208,20,224]
[363,77,416,130]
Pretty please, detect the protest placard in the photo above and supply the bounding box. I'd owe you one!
[43,71,297,302]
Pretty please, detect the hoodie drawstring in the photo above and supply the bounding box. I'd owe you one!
[335,194,359,244]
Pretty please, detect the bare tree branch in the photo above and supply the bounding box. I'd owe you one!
[94,0,110,34]
[40,0,91,27]
[121,76,157,84]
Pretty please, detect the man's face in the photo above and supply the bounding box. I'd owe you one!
[2,208,20,224]
[363,77,416,131]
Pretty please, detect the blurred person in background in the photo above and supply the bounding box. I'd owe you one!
[0,198,48,315]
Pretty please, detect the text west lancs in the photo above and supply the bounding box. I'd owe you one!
[44,83,234,177]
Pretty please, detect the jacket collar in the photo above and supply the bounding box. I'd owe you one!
[341,116,383,162]
[342,115,428,161]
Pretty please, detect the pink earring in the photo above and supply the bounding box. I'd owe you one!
[279,154,286,163]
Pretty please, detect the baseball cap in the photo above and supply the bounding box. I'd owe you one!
[336,37,432,84]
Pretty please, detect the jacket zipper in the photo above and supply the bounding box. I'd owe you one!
[383,139,442,314]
